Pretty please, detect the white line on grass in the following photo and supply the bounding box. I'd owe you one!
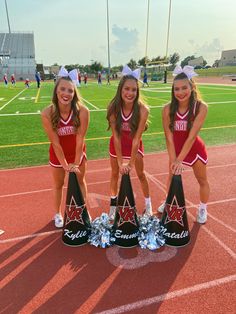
[0,112,40,116]
[0,101,235,116]
[80,97,99,110]
[148,105,164,108]
[88,82,119,90]
[0,89,26,111]
[142,89,170,93]
[0,109,106,115]
[89,108,106,112]
[95,274,236,314]
[208,100,236,105]
[87,98,111,102]
[199,85,236,90]
[141,87,170,91]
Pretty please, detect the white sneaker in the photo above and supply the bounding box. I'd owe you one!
[197,207,207,224]
[54,213,64,228]
[109,206,116,220]
[144,203,153,216]
[157,202,166,213]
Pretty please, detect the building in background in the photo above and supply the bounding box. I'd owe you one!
[219,49,236,66]
[188,56,204,68]
[0,32,36,80]
[42,64,60,80]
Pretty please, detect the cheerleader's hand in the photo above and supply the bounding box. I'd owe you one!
[68,163,80,173]
[119,163,132,175]
[171,159,185,175]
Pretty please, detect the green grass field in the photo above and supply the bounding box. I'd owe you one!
[0,79,235,169]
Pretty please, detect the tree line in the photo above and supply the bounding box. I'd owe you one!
[54,52,212,74]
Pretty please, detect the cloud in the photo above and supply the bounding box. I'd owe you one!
[190,38,223,54]
[185,38,224,64]
[111,24,139,53]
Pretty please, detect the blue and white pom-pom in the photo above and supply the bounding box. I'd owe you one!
[88,213,115,248]
[138,214,165,250]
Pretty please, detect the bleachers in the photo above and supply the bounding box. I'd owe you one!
[0,32,36,80]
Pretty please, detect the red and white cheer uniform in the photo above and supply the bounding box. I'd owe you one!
[109,109,144,159]
[49,111,86,167]
[173,101,207,166]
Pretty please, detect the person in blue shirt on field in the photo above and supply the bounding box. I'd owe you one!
[3,74,8,87]
[35,71,41,88]
[142,71,149,87]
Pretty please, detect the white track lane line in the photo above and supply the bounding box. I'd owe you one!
[145,172,236,259]
[0,154,235,244]
[95,274,236,314]
[0,230,61,243]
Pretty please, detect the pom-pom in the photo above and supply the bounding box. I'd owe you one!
[138,214,165,250]
[88,213,115,248]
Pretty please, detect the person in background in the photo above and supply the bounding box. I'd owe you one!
[142,71,149,87]
[35,71,41,88]
[78,71,81,87]
[11,74,16,86]
[25,78,30,88]
[158,65,210,224]
[98,71,102,85]
[53,73,57,84]
[3,73,8,87]
[41,67,89,228]
[106,65,153,219]
[84,72,88,86]
[106,73,111,85]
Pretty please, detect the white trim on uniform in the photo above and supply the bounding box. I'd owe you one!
[60,111,73,125]
[182,154,208,166]
[49,152,87,168]
[176,110,189,120]
[109,149,144,159]
[121,109,133,121]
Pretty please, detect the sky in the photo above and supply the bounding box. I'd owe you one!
[0,0,235,67]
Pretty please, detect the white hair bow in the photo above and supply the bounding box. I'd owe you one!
[122,64,141,80]
[58,66,78,84]
[173,65,198,79]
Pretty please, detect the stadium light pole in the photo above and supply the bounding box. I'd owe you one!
[5,0,11,33]
[106,0,111,79]
[145,0,150,67]
[164,0,172,83]
[165,0,172,61]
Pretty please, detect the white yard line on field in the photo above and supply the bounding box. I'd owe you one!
[0,112,40,116]
[0,89,26,111]
[208,100,236,105]
[80,97,99,110]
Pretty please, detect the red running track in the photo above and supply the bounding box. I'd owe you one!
[0,144,235,313]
